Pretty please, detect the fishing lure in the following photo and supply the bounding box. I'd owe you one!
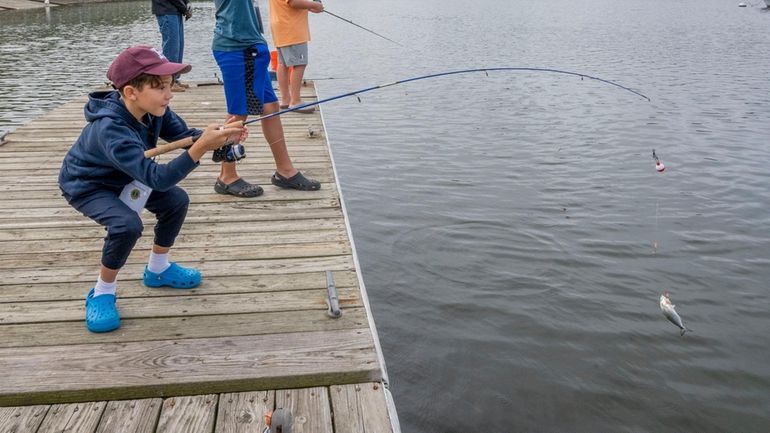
[652,149,665,172]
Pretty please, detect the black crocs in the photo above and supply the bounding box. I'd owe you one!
[271,171,321,191]
[214,178,264,197]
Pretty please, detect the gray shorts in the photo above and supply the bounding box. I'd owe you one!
[277,43,308,67]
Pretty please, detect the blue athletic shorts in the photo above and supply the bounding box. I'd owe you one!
[213,43,278,116]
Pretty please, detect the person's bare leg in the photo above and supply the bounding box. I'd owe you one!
[219,114,247,184]
[289,64,307,106]
[99,265,119,283]
[152,245,170,254]
[277,62,291,107]
[260,102,298,178]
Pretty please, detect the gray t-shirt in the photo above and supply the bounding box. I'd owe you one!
[212,0,267,51]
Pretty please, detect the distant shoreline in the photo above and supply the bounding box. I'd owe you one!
[0,0,124,12]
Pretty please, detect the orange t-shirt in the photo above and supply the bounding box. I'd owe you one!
[269,0,311,47]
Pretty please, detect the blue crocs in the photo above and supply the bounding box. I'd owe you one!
[85,288,120,333]
[143,262,201,289]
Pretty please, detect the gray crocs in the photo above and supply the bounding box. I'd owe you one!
[271,171,321,191]
[214,178,264,197]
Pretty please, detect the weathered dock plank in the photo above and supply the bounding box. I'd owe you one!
[156,395,218,433]
[0,384,392,433]
[331,383,393,433]
[0,269,359,302]
[0,240,352,270]
[37,401,105,433]
[276,387,334,433]
[0,217,347,242]
[0,405,49,433]
[0,307,370,349]
[96,398,163,433]
[0,287,361,324]
[0,82,396,432]
[0,255,355,285]
[0,329,379,406]
[0,229,348,256]
[215,391,273,433]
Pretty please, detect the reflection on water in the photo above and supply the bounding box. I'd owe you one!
[3,1,770,432]
[312,1,770,432]
[0,1,223,131]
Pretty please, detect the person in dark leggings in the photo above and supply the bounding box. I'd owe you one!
[58,45,244,333]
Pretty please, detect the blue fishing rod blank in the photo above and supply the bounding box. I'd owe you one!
[243,67,650,125]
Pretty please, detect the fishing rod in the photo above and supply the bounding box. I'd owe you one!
[323,10,403,46]
[143,120,243,158]
[149,68,648,157]
[244,67,650,125]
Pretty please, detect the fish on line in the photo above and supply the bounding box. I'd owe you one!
[660,292,691,336]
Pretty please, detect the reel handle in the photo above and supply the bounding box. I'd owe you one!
[144,120,244,158]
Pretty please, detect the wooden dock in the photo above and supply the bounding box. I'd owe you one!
[0,83,398,432]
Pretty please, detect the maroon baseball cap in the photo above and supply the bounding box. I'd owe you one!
[107,45,192,89]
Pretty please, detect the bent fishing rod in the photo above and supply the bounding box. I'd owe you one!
[150,68,649,157]
[245,67,650,125]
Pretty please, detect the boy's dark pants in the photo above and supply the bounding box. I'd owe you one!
[68,186,189,270]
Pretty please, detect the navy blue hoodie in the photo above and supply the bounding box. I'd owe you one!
[59,90,200,201]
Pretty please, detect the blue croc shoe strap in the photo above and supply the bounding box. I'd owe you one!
[143,262,201,289]
[85,288,120,333]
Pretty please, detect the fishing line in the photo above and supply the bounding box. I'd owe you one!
[322,10,403,46]
[652,197,660,253]
[243,67,650,125]
[650,149,665,252]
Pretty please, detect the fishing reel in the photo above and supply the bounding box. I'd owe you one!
[212,141,246,163]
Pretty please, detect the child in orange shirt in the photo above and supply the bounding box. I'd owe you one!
[269,0,324,113]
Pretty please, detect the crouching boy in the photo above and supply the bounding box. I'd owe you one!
[58,45,244,333]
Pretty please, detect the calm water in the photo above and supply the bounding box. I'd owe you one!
[2,1,770,431]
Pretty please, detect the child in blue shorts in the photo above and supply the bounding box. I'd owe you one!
[211,0,321,197]
[58,45,244,333]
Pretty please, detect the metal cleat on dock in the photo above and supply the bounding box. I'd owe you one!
[326,270,342,318]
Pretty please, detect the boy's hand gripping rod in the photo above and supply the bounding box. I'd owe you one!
[143,120,244,158]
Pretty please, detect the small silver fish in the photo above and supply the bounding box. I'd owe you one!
[660,292,691,336]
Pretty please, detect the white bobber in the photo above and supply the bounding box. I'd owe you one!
[656,161,665,172]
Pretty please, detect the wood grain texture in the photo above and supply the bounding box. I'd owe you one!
[0,329,380,406]
[276,387,334,433]
[0,405,49,433]
[330,383,394,433]
[215,391,274,433]
[0,307,369,349]
[96,398,162,433]
[0,269,359,303]
[156,395,217,433]
[37,402,105,433]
